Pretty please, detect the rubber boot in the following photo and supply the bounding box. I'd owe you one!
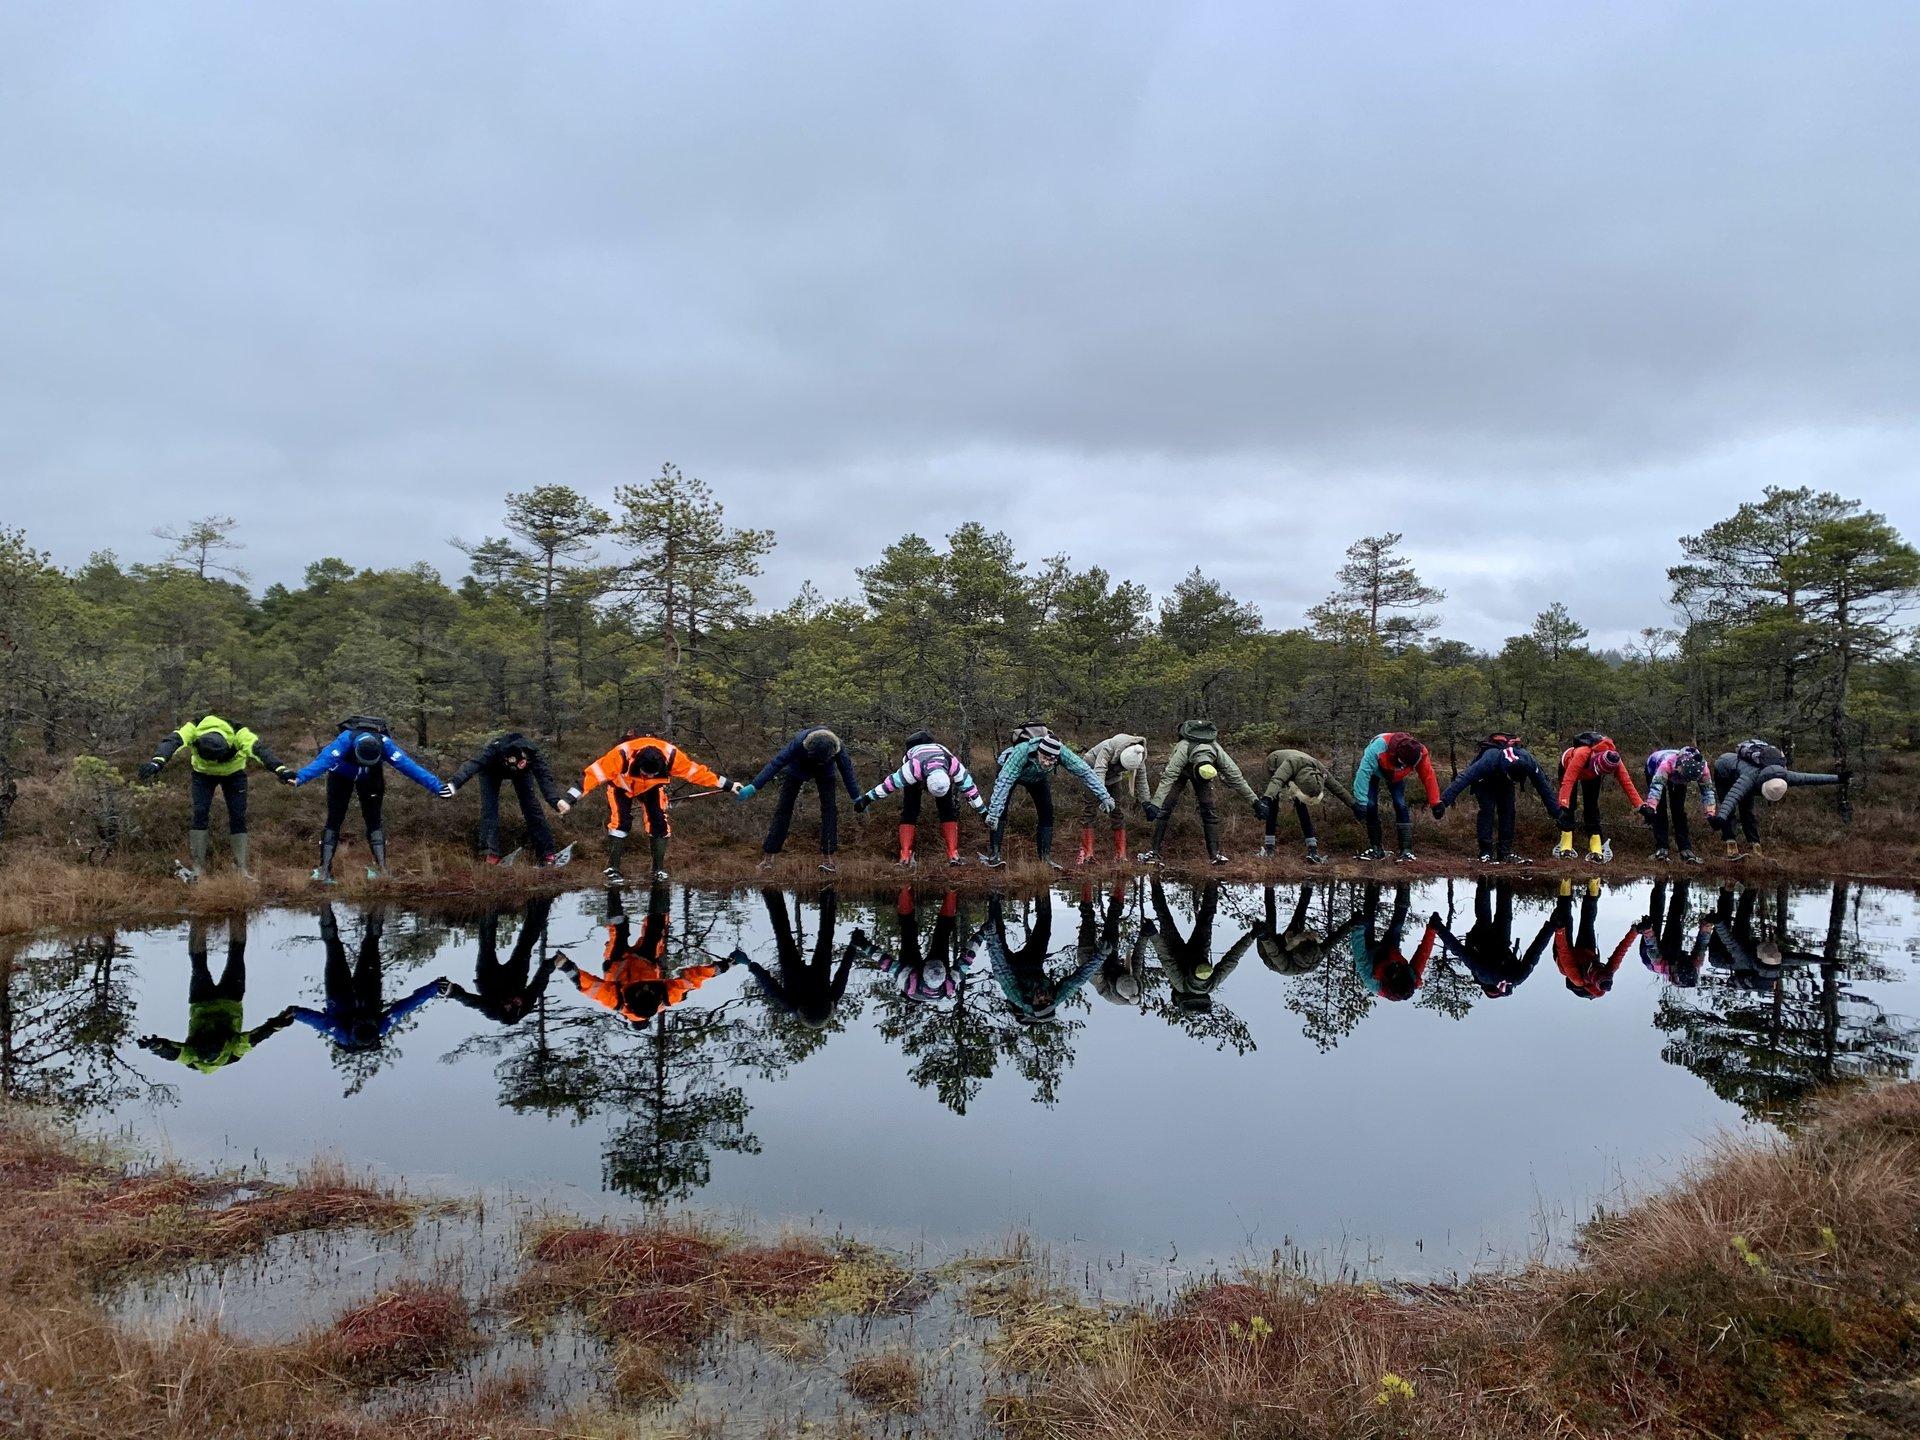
[941,820,962,864]
[1113,826,1128,860]
[1395,821,1416,862]
[187,828,209,880]
[367,828,389,879]
[1202,814,1225,864]
[1725,838,1743,861]
[313,828,339,885]
[605,834,628,884]
[230,832,252,879]
[1555,830,1576,859]
[650,833,670,881]
[1037,823,1061,870]
[1586,833,1604,863]
[898,824,917,866]
[1149,810,1172,857]
[1077,826,1095,866]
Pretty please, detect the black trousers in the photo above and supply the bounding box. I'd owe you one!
[1151,772,1218,851]
[1650,783,1695,851]
[764,770,840,855]
[190,770,249,833]
[1559,773,1604,836]
[898,781,958,824]
[188,931,246,1002]
[478,769,555,856]
[1720,793,1761,843]
[1263,797,1317,843]
[989,776,1055,857]
[1472,779,1517,854]
[324,767,385,834]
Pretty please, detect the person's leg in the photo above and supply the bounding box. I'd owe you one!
[764,770,803,855]
[639,787,669,876]
[223,773,251,875]
[1263,795,1282,847]
[1650,788,1673,851]
[512,769,555,858]
[934,789,961,863]
[1740,795,1760,844]
[1031,778,1056,865]
[817,778,840,859]
[1497,784,1518,859]
[899,781,924,864]
[359,768,388,874]
[1582,779,1603,858]
[1078,777,1102,864]
[1195,776,1223,860]
[1149,772,1178,855]
[1390,781,1414,858]
[216,915,246,999]
[478,774,504,859]
[605,789,632,879]
[187,920,215,1002]
[188,771,216,876]
[1670,783,1693,857]
[1361,774,1384,855]
[1473,782,1495,857]
[1293,799,1321,860]
[320,772,354,879]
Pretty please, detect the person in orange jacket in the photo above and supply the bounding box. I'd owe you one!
[1554,731,1642,862]
[557,881,729,1025]
[561,731,741,884]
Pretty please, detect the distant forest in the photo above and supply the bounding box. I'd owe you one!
[3,469,1917,841]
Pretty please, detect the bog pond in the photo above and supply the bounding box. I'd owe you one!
[12,875,1919,1275]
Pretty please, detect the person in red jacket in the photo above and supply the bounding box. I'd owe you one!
[1545,876,1633,999]
[1554,731,1642,862]
[1349,732,1442,861]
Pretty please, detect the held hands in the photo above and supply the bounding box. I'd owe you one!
[556,799,571,815]
[277,767,297,786]
[1431,803,1447,821]
[728,780,746,796]
[736,782,757,801]
[435,977,454,995]
[438,783,457,799]
[1142,801,1162,822]
[137,760,162,781]
[853,795,872,814]
[1100,798,1116,816]
[1252,797,1273,823]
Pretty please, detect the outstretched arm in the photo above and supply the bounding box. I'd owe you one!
[1782,768,1842,789]
[383,739,446,794]
[1061,746,1111,806]
[835,749,861,799]
[1149,742,1189,810]
[1414,751,1442,808]
[139,726,189,778]
[1217,749,1259,806]
[294,733,350,785]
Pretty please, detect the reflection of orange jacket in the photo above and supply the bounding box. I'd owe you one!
[577,737,724,799]
[1557,736,1643,810]
[1554,927,1633,999]
[570,913,719,1022]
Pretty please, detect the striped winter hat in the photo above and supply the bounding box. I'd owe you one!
[1036,735,1064,760]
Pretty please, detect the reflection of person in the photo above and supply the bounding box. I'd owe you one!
[444,897,558,1025]
[1435,878,1546,998]
[1545,878,1632,999]
[1636,878,1711,987]
[879,887,967,1001]
[288,905,447,1049]
[739,887,864,1027]
[1349,882,1440,1000]
[559,882,726,1024]
[1082,880,1146,1004]
[1247,884,1357,975]
[137,914,295,1070]
[974,892,1098,1023]
[1145,877,1243,1011]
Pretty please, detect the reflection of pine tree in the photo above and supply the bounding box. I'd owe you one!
[1,932,161,1113]
[867,893,999,1114]
[1277,882,1375,1051]
[1414,876,1481,1020]
[1656,884,1917,1124]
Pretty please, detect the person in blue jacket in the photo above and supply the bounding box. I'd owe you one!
[1433,734,1563,865]
[982,723,1112,871]
[737,726,861,873]
[287,905,448,1051]
[292,714,451,883]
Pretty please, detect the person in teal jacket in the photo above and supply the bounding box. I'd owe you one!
[291,714,451,883]
[981,724,1112,870]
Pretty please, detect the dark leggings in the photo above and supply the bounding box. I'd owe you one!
[188,931,246,1003]
[190,770,249,833]
[324,767,385,834]
[1561,775,1604,836]
[1360,776,1409,849]
[1264,797,1317,843]
[1722,794,1761,843]
[1150,772,1217,851]
[764,769,841,855]
[1472,780,1517,854]
[1650,783,1694,851]
[990,776,1055,858]
[478,769,555,856]
[898,782,957,825]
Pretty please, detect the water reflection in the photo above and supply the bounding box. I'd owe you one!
[8,878,1920,1238]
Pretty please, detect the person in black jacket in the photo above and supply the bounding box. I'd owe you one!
[1434,878,1547,998]
[448,732,568,865]
[1710,740,1845,859]
[738,888,867,1028]
[443,897,560,1025]
[1432,735,1563,865]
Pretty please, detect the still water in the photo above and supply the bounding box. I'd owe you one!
[11,877,1918,1273]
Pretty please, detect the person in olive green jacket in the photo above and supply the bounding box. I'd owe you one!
[1139,719,1259,865]
[1076,732,1150,864]
[1256,748,1361,865]
[136,915,296,1073]
[138,714,296,878]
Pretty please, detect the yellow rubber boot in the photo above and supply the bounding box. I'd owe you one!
[1587,833,1604,859]
[1558,877,1573,898]
[1555,831,1576,859]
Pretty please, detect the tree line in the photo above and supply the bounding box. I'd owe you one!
[2,468,1917,846]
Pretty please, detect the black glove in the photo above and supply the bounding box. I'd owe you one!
[1253,798,1273,823]
[1142,802,1162,822]
[1635,803,1655,824]
[1430,803,1446,821]
[277,767,297,786]
[137,760,161,781]
[852,795,872,814]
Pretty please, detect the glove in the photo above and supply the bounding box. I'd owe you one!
[556,799,571,815]
[1252,798,1273,823]
[1142,802,1162,822]
[1100,798,1116,816]
[853,795,872,814]
[137,760,162,781]
[276,766,297,785]
[435,977,454,995]
[1431,803,1447,821]
[438,783,456,799]
[736,783,757,800]
[1636,803,1655,824]
[726,946,750,971]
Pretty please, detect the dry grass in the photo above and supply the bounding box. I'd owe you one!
[842,1351,922,1413]
[1006,1082,1920,1440]
[310,1283,481,1388]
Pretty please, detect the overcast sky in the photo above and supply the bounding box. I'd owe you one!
[4,2,1917,648]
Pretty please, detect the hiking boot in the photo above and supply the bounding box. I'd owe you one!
[652,869,669,883]
[1502,852,1534,866]
[948,853,967,867]
[1354,847,1386,861]
[1395,849,1417,863]
[819,857,838,874]
[757,855,777,873]
[1135,849,1161,865]
[1259,839,1276,857]
[603,867,626,885]
[1209,852,1229,866]
[1304,848,1327,865]
[979,851,1006,869]
[1680,850,1702,865]
[1478,851,1496,864]
[1652,848,1669,861]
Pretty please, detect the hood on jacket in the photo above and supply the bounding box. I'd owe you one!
[1178,719,1219,744]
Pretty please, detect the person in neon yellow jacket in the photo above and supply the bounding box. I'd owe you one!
[136,915,296,1072]
[137,714,295,878]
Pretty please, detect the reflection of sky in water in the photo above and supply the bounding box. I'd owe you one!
[13,878,1915,1274]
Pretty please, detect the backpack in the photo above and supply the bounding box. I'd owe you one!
[341,714,393,738]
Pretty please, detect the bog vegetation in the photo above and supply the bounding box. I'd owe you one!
[3,468,1917,850]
